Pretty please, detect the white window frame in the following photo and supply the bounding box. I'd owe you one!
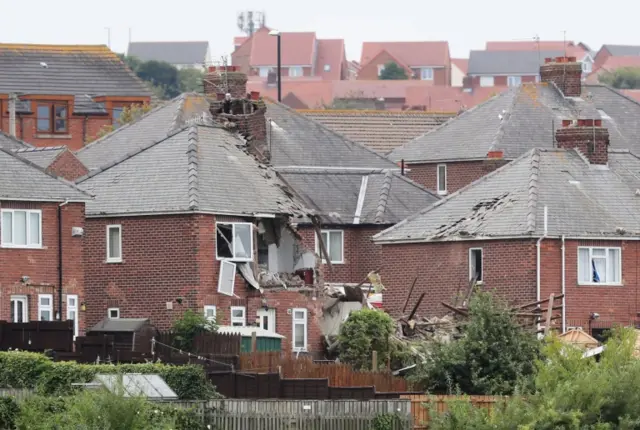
[230,306,246,326]
[216,222,254,262]
[38,294,53,321]
[258,67,270,77]
[582,61,592,74]
[377,64,385,76]
[469,248,483,284]
[578,246,622,286]
[204,305,217,323]
[480,76,494,87]
[437,164,447,195]
[289,66,303,77]
[106,225,122,263]
[10,295,28,323]
[507,76,522,87]
[315,229,344,264]
[421,67,434,80]
[108,307,120,319]
[1,209,42,249]
[292,308,308,352]
[66,294,79,339]
[257,308,276,332]
[323,64,331,72]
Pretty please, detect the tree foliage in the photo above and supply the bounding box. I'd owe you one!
[379,62,408,80]
[119,55,204,99]
[86,103,152,143]
[338,309,395,371]
[171,309,217,352]
[178,68,205,93]
[598,67,640,89]
[412,291,540,395]
[429,327,640,429]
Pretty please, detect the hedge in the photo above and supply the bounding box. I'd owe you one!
[0,351,217,400]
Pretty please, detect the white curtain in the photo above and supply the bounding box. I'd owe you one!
[29,212,40,245]
[13,211,26,245]
[329,231,343,262]
[578,248,591,283]
[608,248,621,283]
[2,211,12,243]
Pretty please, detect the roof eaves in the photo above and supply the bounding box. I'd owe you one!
[186,126,199,210]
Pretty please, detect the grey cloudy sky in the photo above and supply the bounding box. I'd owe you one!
[1,0,638,61]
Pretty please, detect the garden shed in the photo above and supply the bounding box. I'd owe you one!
[86,318,156,352]
[217,325,284,352]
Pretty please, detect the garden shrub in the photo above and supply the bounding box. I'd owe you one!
[0,397,19,430]
[338,308,395,371]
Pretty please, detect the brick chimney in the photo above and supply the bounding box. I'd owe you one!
[539,56,582,97]
[204,66,248,99]
[556,119,610,165]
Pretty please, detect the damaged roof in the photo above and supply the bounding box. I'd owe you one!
[77,125,308,217]
[0,147,91,202]
[390,83,640,163]
[374,148,640,243]
[278,168,439,225]
[265,100,398,168]
[76,93,210,170]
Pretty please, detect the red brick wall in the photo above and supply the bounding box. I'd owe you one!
[46,150,89,182]
[407,160,508,193]
[380,240,537,318]
[0,201,85,330]
[298,225,386,284]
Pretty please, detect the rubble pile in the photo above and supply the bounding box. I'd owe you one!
[396,314,463,344]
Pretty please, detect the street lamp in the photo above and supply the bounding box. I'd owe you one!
[269,30,282,102]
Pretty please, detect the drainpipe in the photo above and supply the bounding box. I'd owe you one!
[561,235,566,332]
[536,206,548,328]
[58,200,70,320]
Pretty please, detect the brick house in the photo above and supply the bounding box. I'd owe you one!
[593,44,640,72]
[0,44,152,151]
[390,57,640,194]
[375,121,640,333]
[232,27,348,80]
[358,41,451,85]
[0,147,91,337]
[485,40,594,74]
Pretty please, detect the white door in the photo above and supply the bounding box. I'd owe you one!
[67,295,79,339]
[257,308,276,332]
[10,296,28,323]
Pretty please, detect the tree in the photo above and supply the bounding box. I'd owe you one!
[412,291,540,395]
[86,103,152,143]
[136,60,181,99]
[178,68,204,93]
[338,309,395,371]
[598,67,640,89]
[171,309,217,352]
[379,62,408,80]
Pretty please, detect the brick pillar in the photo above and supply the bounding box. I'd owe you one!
[556,119,610,165]
[204,67,248,99]
[540,56,583,97]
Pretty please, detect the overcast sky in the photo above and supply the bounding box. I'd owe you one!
[2,0,638,61]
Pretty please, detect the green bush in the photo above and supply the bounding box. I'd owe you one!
[0,351,217,400]
[0,397,19,430]
[338,309,395,371]
[171,309,217,352]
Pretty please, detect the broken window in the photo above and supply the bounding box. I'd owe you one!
[216,222,253,261]
[469,248,483,283]
[578,247,621,285]
[316,230,344,264]
[257,234,269,266]
[218,260,236,296]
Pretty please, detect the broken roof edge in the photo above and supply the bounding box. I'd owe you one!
[264,97,398,168]
[373,148,537,243]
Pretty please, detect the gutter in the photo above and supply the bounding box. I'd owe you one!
[58,199,70,320]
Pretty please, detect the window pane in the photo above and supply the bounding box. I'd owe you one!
[2,211,12,243]
[68,298,76,307]
[608,249,620,283]
[37,105,50,131]
[40,310,51,321]
[233,224,252,259]
[29,212,40,245]
[54,105,67,132]
[216,224,233,258]
[329,232,342,262]
[13,211,27,245]
[294,323,305,348]
[294,310,305,320]
[108,227,121,259]
[232,308,244,318]
[592,248,606,257]
[578,248,590,283]
[113,107,124,125]
[69,310,76,321]
[40,296,50,306]
[593,257,606,283]
[438,166,446,192]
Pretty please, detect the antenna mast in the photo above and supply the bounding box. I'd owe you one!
[237,11,266,37]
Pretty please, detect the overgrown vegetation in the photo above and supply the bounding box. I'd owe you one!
[0,351,217,399]
[412,291,541,395]
[429,327,640,429]
[171,309,217,352]
[86,103,153,143]
[338,309,397,371]
[119,55,204,99]
[598,67,640,89]
[379,61,408,80]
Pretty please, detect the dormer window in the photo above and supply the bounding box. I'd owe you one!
[37,103,68,133]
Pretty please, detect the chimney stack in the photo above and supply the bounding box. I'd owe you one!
[556,119,609,165]
[540,56,582,97]
[204,66,248,99]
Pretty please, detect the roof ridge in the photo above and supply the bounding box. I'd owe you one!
[374,148,537,242]
[15,145,66,153]
[0,146,93,198]
[526,149,540,233]
[265,98,398,168]
[169,94,188,133]
[76,126,189,183]
[374,171,393,223]
[186,126,199,210]
[487,88,521,153]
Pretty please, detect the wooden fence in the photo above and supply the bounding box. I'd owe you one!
[401,394,501,429]
[156,331,241,355]
[240,352,410,392]
[0,321,73,352]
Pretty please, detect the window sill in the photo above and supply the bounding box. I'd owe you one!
[105,259,123,264]
[293,347,308,353]
[216,257,253,263]
[322,261,344,265]
[35,134,71,139]
[437,190,448,196]
[578,282,623,287]
[1,244,43,249]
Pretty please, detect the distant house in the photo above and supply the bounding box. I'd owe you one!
[485,40,593,74]
[127,41,212,70]
[232,27,348,80]
[0,44,152,151]
[358,41,451,85]
[586,56,640,84]
[450,58,468,87]
[593,45,640,72]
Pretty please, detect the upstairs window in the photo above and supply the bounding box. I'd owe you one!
[112,107,124,125]
[1,209,42,248]
[582,61,592,73]
[316,230,344,264]
[469,248,483,283]
[480,76,494,87]
[578,247,621,285]
[106,225,122,263]
[437,164,447,195]
[507,76,522,87]
[421,67,434,80]
[37,103,68,133]
[323,64,331,72]
[289,66,303,77]
[216,222,253,261]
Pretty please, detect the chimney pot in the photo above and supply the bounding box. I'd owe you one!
[487,150,504,159]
